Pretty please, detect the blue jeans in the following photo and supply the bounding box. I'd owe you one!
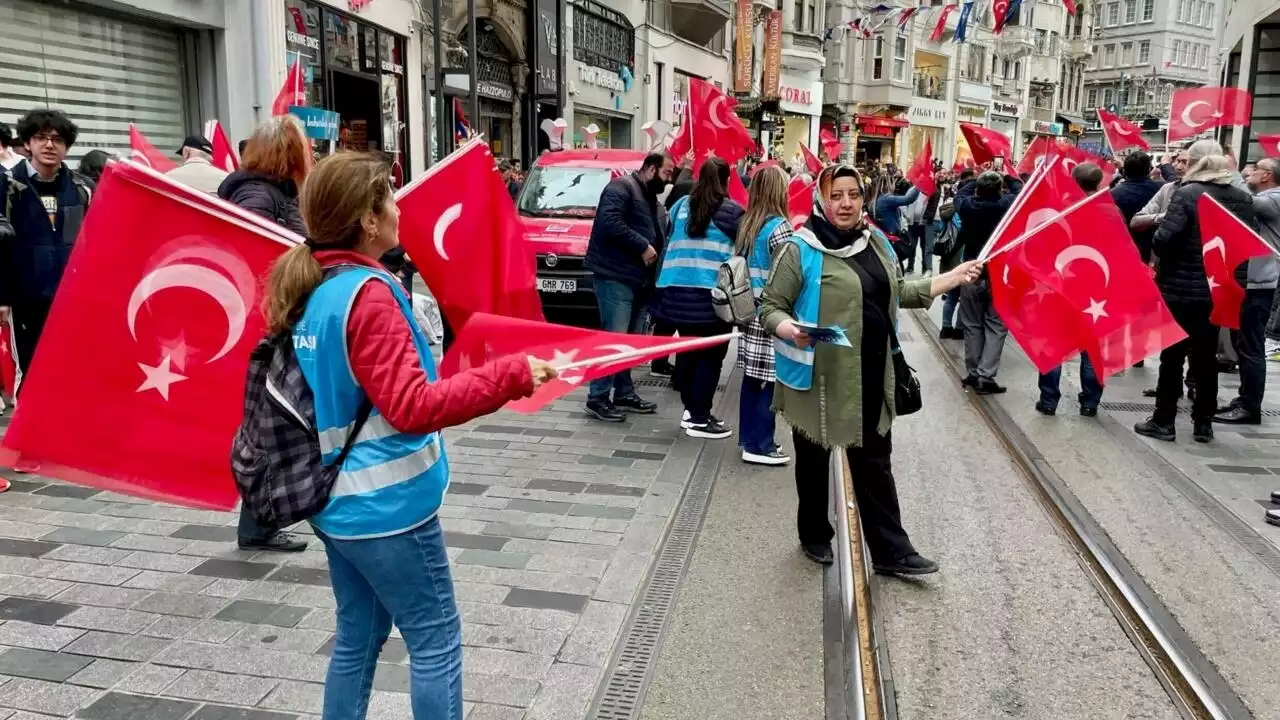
[919,222,935,274]
[1038,353,1103,411]
[738,377,778,454]
[942,290,960,329]
[317,518,462,720]
[589,278,649,403]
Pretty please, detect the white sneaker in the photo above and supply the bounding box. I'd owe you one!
[742,449,791,466]
[680,410,693,429]
[686,418,733,439]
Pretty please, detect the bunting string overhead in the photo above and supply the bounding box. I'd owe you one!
[822,0,1077,46]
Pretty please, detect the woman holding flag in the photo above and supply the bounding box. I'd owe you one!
[761,164,982,571]
[266,151,555,719]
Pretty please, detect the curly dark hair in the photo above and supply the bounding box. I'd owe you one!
[0,122,13,149]
[16,109,78,147]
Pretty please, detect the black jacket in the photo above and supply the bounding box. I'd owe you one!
[585,173,665,288]
[1111,177,1165,261]
[652,198,744,327]
[0,162,93,304]
[217,171,307,237]
[1153,180,1257,304]
[955,178,1018,261]
[665,167,695,211]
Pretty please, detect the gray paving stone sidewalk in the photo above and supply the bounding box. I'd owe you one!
[0,373,700,720]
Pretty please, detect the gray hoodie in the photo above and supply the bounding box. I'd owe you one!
[1249,185,1280,290]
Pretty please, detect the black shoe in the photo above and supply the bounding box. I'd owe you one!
[1134,418,1176,442]
[801,543,834,565]
[874,553,939,576]
[961,373,978,387]
[1213,406,1261,425]
[1142,388,1159,398]
[1035,401,1056,416]
[614,395,657,414]
[975,379,1007,395]
[941,327,963,340]
[1267,508,1280,527]
[1218,359,1237,374]
[686,417,733,439]
[1270,490,1280,504]
[1193,421,1214,443]
[585,400,626,423]
[239,532,307,553]
[1080,406,1098,418]
[649,362,673,379]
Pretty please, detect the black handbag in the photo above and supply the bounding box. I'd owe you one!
[889,328,922,416]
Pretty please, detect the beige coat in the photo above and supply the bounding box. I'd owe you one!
[166,157,228,196]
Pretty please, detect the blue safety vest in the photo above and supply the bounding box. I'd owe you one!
[656,196,735,290]
[293,266,449,540]
[774,233,824,391]
[749,216,786,298]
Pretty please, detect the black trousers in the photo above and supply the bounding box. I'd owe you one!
[11,299,52,399]
[1155,302,1218,424]
[791,428,914,564]
[672,321,729,422]
[651,319,677,376]
[1231,289,1274,413]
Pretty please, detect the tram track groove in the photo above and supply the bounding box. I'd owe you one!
[904,307,1251,720]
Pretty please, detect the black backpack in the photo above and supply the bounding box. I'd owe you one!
[229,328,372,532]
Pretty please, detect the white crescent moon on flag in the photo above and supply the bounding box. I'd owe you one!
[1002,265,1010,286]
[1181,100,1210,130]
[1110,120,1136,137]
[1055,245,1112,286]
[1202,236,1227,261]
[1025,208,1061,234]
[127,263,247,363]
[131,150,153,168]
[433,203,463,262]
[708,96,733,131]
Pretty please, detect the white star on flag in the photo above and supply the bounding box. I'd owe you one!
[1083,298,1109,323]
[137,354,187,400]
[1028,282,1055,302]
[1207,275,1221,291]
[550,348,579,367]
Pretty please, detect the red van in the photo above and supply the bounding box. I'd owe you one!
[516,149,648,325]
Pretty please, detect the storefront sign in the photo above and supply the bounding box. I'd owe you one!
[478,80,515,102]
[1068,123,1084,135]
[956,103,987,122]
[289,106,341,141]
[734,0,752,93]
[380,59,404,75]
[287,28,320,51]
[578,64,623,92]
[856,114,908,138]
[908,99,950,128]
[1031,120,1064,136]
[534,0,561,97]
[762,10,782,99]
[991,100,1022,117]
[779,79,822,115]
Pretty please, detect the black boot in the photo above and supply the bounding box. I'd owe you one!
[1134,418,1175,442]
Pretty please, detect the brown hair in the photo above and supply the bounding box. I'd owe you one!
[263,152,393,334]
[736,165,789,255]
[241,115,311,188]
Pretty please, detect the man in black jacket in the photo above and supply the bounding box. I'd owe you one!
[1111,151,1165,263]
[583,152,673,422]
[1136,142,1256,444]
[955,171,1018,394]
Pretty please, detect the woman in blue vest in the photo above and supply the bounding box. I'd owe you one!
[263,152,556,720]
[760,164,982,571]
[653,156,743,439]
[735,165,793,465]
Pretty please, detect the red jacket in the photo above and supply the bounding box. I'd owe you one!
[314,250,534,434]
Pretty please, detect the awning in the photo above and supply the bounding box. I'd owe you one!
[855,114,910,129]
[1056,111,1085,125]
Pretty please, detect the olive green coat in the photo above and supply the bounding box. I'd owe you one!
[760,230,934,449]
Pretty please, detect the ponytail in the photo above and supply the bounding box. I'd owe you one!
[264,243,324,334]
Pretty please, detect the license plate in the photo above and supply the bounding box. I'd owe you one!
[538,278,577,293]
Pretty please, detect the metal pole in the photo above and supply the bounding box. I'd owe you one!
[431,0,447,161]
[468,0,480,145]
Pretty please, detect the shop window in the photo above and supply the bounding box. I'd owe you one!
[326,12,359,71]
[574,1,635,74]
[284,0,325,107]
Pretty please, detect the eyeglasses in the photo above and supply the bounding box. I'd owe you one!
[29,133,66,147]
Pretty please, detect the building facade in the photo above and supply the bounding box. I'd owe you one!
[1082,0,1221,152]
[1220,1,1280,162]
[564,0,639,149]
[634,0,732,153]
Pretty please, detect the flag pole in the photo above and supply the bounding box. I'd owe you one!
[553,332,741,373]
[981,188,1112,264]
[467,0,480,153]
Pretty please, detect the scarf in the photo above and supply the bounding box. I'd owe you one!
[798,164,873,259]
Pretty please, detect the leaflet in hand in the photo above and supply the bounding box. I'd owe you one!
[793,321,852,347]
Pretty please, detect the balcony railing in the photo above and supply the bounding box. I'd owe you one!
[913,73,948,100]
[1064,37,1093,60]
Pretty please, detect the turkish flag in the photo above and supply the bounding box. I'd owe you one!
[1167,87,1253,142]
[0,160,295,509]
[800,143,825,176]
[205,120,240,173]
[396,139,543,330]
[1198,193,1276,329]
[960,123,1011,166]
[788,176,815,226]
[930,4,957,42]
[905,138,936,196]
[129,125,177,173]
[1017,136,1054,176]
[727,169,748,205]
[441,313,733,412]
[683,78,757,165]
[1063,0,1078,13]
[1054,140,1117,186]
[819,127,842,161]
[992,0,1013,32]
[1002,191,1185,378]
[983,155,1084,260]
[1258,134,1280,157]
[271,60,308,117]
[1096,108,1150,152]
[668,106,691,160]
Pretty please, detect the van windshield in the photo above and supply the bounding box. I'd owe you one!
[517,166,615,218]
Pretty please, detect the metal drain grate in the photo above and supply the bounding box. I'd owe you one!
[1101,401,1280,417]
[633,378,727,391]
[591,438,727,718]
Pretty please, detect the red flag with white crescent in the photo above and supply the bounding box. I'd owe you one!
[0,160,295,509]
[1167,87,1252,142]
[1258,134,1280,157]
[395,139,543,331]
[128,125,177,173]
[1198,193,1278,329]
[1096,107,1150,152]
[205,120,240,172]
[271,60,308,116]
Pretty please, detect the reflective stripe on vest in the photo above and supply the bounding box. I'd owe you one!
[774,236,824,391]
[657,196,735,290]
[749,216,785,297]
[293,266,450,540]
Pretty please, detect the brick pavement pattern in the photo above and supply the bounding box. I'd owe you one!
[0,379,694,720]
